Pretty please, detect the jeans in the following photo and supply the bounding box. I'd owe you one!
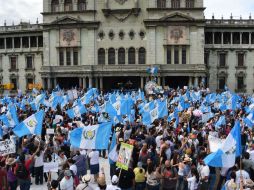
[147,184,160,190]
[34,166,44,185]
[176,175,184,190]
[8,180,18,190]
[135,182,146,190]
[18,179,31,190]
[209,173,216,190]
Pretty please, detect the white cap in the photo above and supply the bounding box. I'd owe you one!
[112,175,119,184]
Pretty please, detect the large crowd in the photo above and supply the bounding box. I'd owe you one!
[0,85,254,190]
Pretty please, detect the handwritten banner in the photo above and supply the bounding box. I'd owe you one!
[0,140,16,156]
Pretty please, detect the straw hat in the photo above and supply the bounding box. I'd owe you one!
[82,174,91,183]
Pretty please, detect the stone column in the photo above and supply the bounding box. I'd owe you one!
[194,77,199,87]
[201,77,206,87]
[4,38,6,50]
[95,77,98,88]
[28,37,31,48]
[48,78,51,89]
[36,36,39,48]
[99,77,103,90]
[188,77,193,87]
[125,48,128,65]
[20,37,22,49]
[171,47,174,64]
[140,77,144,89]
[89,77,92,88]
[221,32,224,44]
[230,32,233,44]
[179,46,182,64]
[157,76,161,86]
[135,48,138,65]
[240,32,242,44]
[249,32,252,45]
[115,49,118,65]
[12,38,14,49]
[212,32,215,44]
[105,49,108,65]
[79,78,83,88]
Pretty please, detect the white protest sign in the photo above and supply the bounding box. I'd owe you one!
[208,135,225,152]
[0,140,16,156]
[43,162,59,173]
[53,115,63,125]
[46,129,55,135]
[72,89,78,99]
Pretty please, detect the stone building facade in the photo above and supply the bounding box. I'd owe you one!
[0,0,253,93]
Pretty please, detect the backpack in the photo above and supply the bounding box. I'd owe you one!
[15,162,29,179]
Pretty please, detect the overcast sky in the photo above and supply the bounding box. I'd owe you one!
[0,0,253,25]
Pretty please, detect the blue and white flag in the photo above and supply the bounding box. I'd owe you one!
[0,105,19,128]
[244,111,254,128]
[66,104,87,119]
[70,122,112,149]
[108,132,118,164]
[147,66,158,75]
[139,101,155,114]
[215,115,226,128]
[31,94,46,111]
[204,121,241,168]
[13,110,44,137]
[142,107,159,125]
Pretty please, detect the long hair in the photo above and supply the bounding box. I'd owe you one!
[147,162,155,174]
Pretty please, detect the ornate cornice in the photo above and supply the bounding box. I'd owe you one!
[102,8,141,22]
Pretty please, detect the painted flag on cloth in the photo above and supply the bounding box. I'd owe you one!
[244,110,254,128]
[215,115,226,128]
[70,122,112,150]
[0,105,19,128]
[204,121,241,168]
[13,110,44,137]
[66,103,87,119]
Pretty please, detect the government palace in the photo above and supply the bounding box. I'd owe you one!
[0,0,254,93]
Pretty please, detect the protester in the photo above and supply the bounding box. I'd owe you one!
[60,170,74,190]
[1,84,254,190]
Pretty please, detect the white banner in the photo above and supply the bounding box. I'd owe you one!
[208,135,225,152]
[43,162,59,173]
[0,140,16,156]
[46,129,55,135]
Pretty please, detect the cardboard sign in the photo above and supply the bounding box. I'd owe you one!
[46,129,55,135]
[116,143,133,171]
[0,140,15,156]
[44,162,59,173]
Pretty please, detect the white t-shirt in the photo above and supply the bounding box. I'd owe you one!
[34,151,44,167]
[187,176,198,190]
[89,151,99,165]
[60,177,74,190]
[106,184,121,190]
[198,165,210,182]
[70,164,77,175]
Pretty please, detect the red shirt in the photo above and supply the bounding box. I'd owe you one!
[14,159,33,179]
[0,168,7,189]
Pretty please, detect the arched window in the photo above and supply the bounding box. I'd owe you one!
[98,48,105,65]
[108,48,115,65]
[186,0,194,8]
[118,48,125,65]
[51,0,59,12]
[171,0,180,8]
[138,48,146,64]
[128,47,136,65]
[157,0,166,8]
[64,0,73,11]
[77,0,87,11]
